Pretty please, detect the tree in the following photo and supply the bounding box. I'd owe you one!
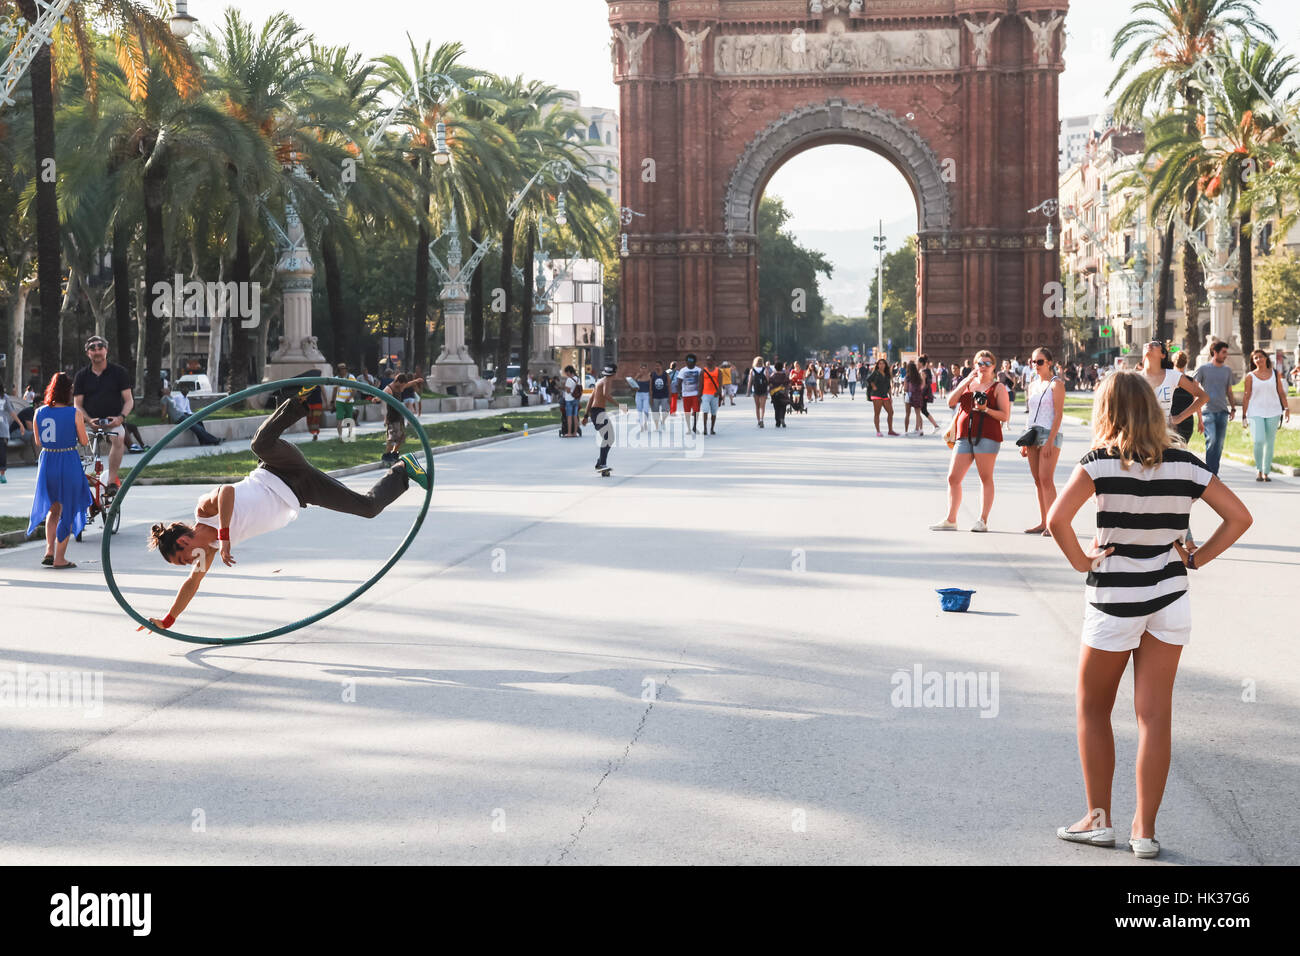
[1109,0,1276,343]
[1206,41,1297,352]
[2,0,199,383]
[864,237,919,359]
[377,40,502,375]
[59,45,257,414]
[756,196,832,358]
[1255,253,1300,326]
[198,10,314,396]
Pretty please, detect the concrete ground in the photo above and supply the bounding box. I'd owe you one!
[0,394,1295,865]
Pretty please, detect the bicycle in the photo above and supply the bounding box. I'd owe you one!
[75,419,122,541]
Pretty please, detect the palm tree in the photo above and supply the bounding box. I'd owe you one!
[296,43,416,371]
[61,45,259,414]
[1109,0,1276,344]
[1207,42,1298,352]
[376,39,506,376]
[2,0,199,382]
[197,9,314,395]
[495,90,614,382]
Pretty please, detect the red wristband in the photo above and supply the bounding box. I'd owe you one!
[217,528,230,541]
[160,614,176,629]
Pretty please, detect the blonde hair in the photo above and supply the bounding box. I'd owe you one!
[973,349,996,367]
[1091,371,1173,468]
[752,356,764,368]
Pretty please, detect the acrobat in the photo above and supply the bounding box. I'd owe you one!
[139,389,429,632]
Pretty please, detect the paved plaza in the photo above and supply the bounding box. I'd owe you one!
[1,398,1296,865]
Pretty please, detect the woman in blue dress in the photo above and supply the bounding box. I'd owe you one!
[27,372,92,568]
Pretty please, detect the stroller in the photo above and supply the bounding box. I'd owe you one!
[789,381,807,413]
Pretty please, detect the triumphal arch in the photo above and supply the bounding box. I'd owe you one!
[608,0,1067,366]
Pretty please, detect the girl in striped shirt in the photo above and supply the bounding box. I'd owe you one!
[1046,372,1251,859]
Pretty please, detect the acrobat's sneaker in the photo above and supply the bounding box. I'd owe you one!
[400,453,430,490]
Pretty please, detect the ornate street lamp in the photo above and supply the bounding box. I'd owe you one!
[170,0,198,39]
[433,121,451,166]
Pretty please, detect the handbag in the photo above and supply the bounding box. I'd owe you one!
[1015,427,1041,447]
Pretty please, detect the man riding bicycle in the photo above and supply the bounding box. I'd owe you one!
[72,335,134,488]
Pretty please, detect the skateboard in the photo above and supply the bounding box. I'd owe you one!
[598,467,612,477]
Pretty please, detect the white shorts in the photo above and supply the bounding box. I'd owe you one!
[1081,592,1191,652]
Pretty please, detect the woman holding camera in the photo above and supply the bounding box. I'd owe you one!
[931,350,1010,532]
[1021,347,1066,535]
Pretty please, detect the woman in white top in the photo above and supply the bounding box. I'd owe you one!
[1240,348,1291,481]
[1139,340,1206,433]
[1020,346,1066,535]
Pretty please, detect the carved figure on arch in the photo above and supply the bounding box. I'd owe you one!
[615,26,653,76]
[1023,13,1063,68]
[964,16,1002,69]
[674,25,711,75]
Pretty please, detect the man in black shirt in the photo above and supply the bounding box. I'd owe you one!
[72,335,134,486]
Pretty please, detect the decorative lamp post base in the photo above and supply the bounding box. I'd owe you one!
[429,358,494,398]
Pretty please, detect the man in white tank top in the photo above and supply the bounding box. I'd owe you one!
[139,390,430,633]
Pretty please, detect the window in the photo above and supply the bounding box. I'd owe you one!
[606,131,612,145]
[606,188,613,197]
[589,122,599,140]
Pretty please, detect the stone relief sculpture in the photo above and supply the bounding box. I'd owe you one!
[712,28,959,76]
[615,26,652,76]
[1023,13,1064,68]
[674,25,711,75]
[964,16,1002,69]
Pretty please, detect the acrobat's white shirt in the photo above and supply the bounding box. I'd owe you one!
[194,468,300,546]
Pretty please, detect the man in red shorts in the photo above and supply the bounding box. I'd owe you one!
[675,353,704,433]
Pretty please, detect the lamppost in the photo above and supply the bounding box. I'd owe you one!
[170,1,198,38]
[1,0,74,109]
[428,157,574,397]
[528,236,579,381]
[872,221,886,360]
[1031,191,1158,366]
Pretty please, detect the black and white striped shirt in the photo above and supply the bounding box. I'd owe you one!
[1079,447,1213,617]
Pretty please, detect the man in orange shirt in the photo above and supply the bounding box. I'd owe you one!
[700,354,723,435]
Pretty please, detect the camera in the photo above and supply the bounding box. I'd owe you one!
[972,391,988,407]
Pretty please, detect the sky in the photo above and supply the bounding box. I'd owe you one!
[223,0,1300,314]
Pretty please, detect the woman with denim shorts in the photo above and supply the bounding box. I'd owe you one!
[930,350,1009,533]
[1021,346,1066,535]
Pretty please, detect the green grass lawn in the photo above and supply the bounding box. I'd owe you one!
[134,408,561,481]
[1061,394,1297,469]
[1187,420,1300,470]
[0,515,31,534]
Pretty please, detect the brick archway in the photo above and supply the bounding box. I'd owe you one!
[609,0,1068,367]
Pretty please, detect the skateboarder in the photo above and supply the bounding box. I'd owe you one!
[582,364,619,476]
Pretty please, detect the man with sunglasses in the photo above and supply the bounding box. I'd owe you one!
[72,336,133,488]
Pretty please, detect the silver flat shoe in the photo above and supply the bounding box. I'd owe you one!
[1129,837,1160,859]
[1056,825,1115,847]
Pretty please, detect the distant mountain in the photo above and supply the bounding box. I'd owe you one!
[788,217,916,316]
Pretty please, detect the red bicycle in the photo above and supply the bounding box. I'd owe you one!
[75,419,121,541]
